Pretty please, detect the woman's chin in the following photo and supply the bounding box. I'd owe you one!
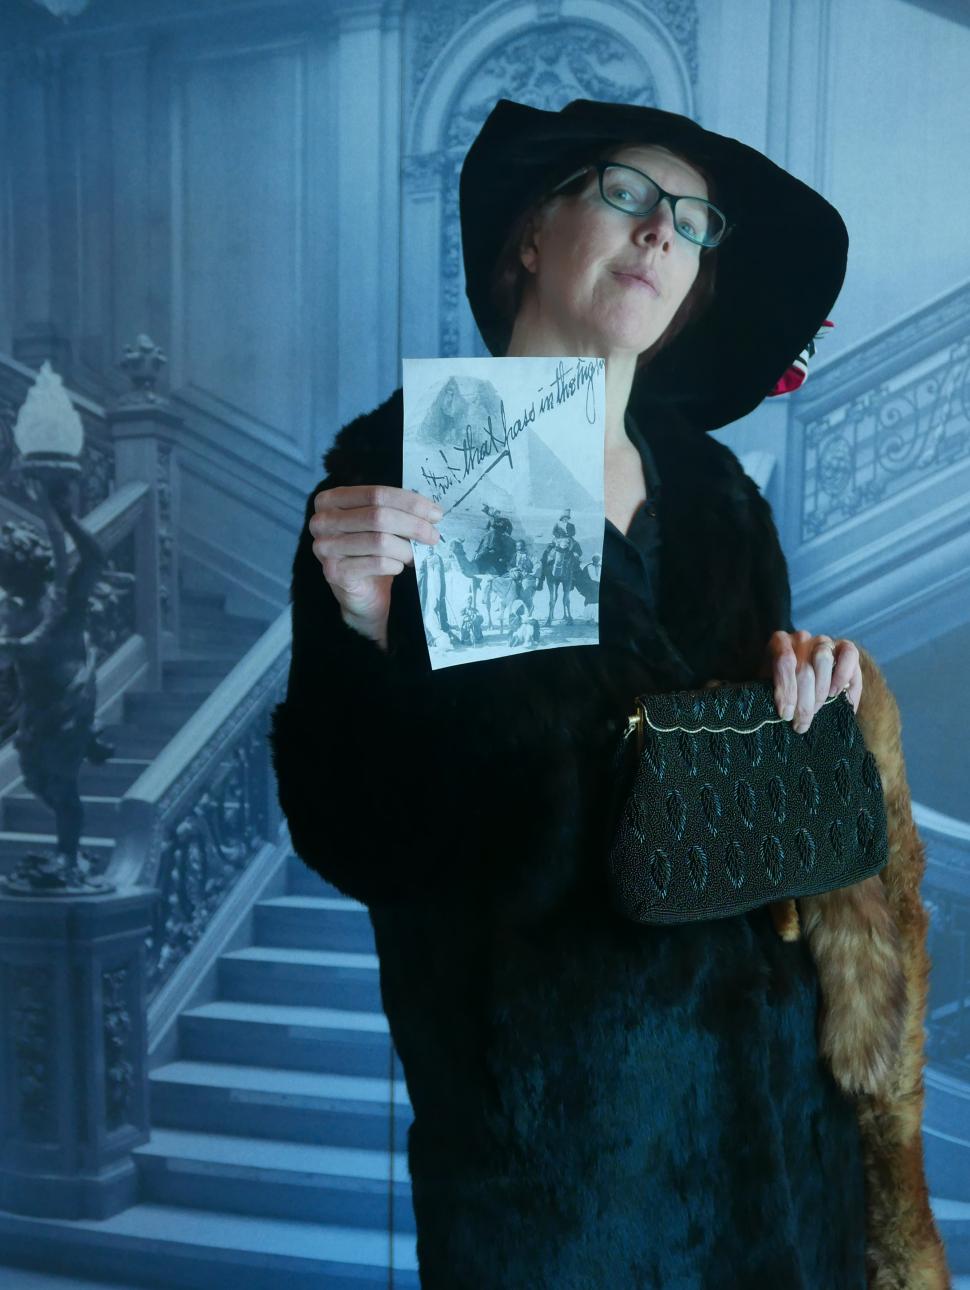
[595,325,667,359]
[585,307,664,353]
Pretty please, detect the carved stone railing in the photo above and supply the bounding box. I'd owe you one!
[109,610,289,1002]
[777,278,970,710]
[787,279,970,547]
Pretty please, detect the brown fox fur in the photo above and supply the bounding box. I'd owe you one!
[768,647,950,1288]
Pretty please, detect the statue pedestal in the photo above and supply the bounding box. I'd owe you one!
[0,887,157,1218]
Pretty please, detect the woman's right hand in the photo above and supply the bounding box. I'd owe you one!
[308,485,444,646]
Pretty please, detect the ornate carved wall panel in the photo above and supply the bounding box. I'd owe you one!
[401,0,698,362]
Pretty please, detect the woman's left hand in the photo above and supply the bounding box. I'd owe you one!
[762,630,862,733]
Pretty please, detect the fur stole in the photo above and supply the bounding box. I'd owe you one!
[770,649,950,1287]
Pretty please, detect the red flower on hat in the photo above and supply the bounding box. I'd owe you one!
[768,319,835,397]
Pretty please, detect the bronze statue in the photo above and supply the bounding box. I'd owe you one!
[0,473,114,893]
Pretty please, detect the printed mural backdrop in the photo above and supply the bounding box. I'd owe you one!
[0,0,967,1283]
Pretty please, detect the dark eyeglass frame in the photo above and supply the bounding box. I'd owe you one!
[548,161,733,250]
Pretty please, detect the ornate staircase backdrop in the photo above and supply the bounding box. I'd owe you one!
[0,350,420,1288]
[1,274,969,1286]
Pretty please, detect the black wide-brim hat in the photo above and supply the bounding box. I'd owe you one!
[459,98,848,435]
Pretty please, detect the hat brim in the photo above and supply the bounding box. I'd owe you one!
[459,99,848,434]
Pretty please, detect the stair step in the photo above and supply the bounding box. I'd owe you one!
[136,1125,408,1181]
[164,652,239,673]
[180,624,265,648]
[0,1269,134,1289]
[218,946,382,1011]
[178,999,390,1077]
[149,1061,411,1152]
[178,603,265,629]
[932,1195,970,1271]
[286,852,346,898]
[123,690,211,724]
[0,1203,419,1289]
[93,725,178,758]
[126,686,209,707]
[179,606,268,633]
[3,794,120,837]
[253,895,375,953]
[180,587,228,610]
[0,833,114,876]
[161,656,237,694]
[924,1120,970,1205]
[926,1068,970,1136]
[924,1069,970,1202]
[78,756,152,795]
[133,1127,415,1231]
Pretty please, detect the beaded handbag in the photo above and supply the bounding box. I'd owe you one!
[606,679,889,925]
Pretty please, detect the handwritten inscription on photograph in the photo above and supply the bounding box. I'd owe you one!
[402,356,606,670]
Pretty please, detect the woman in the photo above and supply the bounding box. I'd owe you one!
[270,100,947,1288]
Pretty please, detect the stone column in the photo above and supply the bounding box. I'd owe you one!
[331,0,391,424]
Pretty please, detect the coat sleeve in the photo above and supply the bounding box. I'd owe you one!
[268,468,458,907]
[267,394,526,909]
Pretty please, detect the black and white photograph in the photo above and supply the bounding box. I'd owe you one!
[403,355,605,666]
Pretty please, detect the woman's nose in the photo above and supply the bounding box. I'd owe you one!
[633,199,676,249]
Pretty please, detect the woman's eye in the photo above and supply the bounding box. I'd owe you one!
[678,219,698,237]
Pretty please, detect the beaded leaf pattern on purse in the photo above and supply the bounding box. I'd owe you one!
[607,681,889,925]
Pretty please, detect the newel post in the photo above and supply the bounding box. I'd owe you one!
[0,886,157,1218]
[105,335,183,689]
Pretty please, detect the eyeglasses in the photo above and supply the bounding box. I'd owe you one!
[549,161,732,249]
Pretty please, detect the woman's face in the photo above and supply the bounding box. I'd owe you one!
[517,144,708,358]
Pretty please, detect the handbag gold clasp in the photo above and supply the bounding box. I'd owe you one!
[629,687,845,741]
[626,700,646,757]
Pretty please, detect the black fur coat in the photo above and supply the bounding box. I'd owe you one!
[269,387,948,1289]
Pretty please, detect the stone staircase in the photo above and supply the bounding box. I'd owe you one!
[0,854,419,1287]
[925,1068,970,1275]
[0,582,422,1286]
[130,853,419,1286]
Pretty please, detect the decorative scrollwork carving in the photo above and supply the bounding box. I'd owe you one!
[800,333,970,539]
[103,964,134,1131]
[408,0,698,104]
[156,442,174,634]
[145,719,275,998]
[11,964,55,1142]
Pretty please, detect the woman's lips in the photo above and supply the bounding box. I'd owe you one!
[612,271,658,296]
